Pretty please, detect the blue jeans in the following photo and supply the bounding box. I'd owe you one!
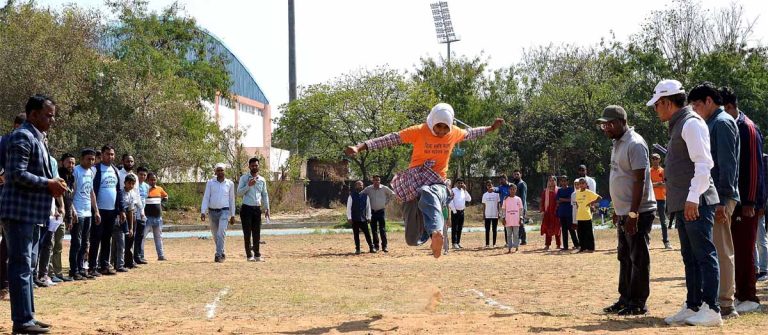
[756,215,767,273]
[208,209,230,256]
[417,184,448,235]
[69,217,91,275]
[675,204,720,312]
[2,220,41,328]
[145,217,165,258]
[134,219,146,261]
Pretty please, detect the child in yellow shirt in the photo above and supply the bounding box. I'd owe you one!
[574,178,602,253]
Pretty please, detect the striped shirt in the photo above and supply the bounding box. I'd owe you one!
[145,185,168,218]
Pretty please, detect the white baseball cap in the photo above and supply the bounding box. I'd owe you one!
[646,79,685,106]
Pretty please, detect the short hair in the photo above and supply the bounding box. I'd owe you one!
[499,174,507,179]
[95,150,101,157]
[124,174,137,183]
[509,183,518,189]
[122,154,133,160]
[371,174,381,179]
[136,166,149,173]
[147,172,157,179]
[719,86,738,107]
[81,148,97,157]
[485,180,493,185]
[60,153,75,161]
[248,156,260,165]
[513,169,522,174]
[13,113,26,126]
[578,165,587,170]
[577,178,586,183]
[25,94,55,114]
[688,82,722,105]
[101,145,115,153]
[666,93,687,108]
[455,178,464,183]
[558,175,569,181]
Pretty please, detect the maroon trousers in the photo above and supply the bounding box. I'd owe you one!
[732,206,759,303]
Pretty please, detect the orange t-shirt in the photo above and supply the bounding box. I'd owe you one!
[650,166,666,200]
[399,124,467,178]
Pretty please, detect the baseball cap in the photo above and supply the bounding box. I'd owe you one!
[646,79,685,106]
[651,153,661,159]
[596,105,627,123]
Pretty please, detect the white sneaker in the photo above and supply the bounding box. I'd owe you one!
[664,242,672,249]
[685,304,723,327]
[452,244,459,250]
[247,257,256,262]
[44,277,56,286]
[254,257,263,262]
[735,301,760,313]
[758,273,768,282]
[665,304,698,325]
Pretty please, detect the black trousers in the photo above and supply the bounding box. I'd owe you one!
[560,216,580,249]
[577,220,595,251]
[352,220,373,251]
[369,209,387,250]
[617,212,653,308]
[0,228,7,289]
[451,210,465,245]
[240,205,263,258]
[89,209,117,270]
[519,215,527,243]
[484,218,499,246]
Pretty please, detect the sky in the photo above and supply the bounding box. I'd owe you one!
[36,0,768,114]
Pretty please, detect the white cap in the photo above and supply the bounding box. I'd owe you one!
[646,79,685,106]
[214,163,227,170]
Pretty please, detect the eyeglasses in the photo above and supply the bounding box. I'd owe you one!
[599,122,614,130]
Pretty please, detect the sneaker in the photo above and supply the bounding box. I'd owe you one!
[247,256,256,262]
[452,244,459,250]
[71,273,85,281]
[735,301,760,314]
[158,256,167,261]
[116,268,128,273]
[369,249,377,254]
[137,259,149,265]
[57,275,73,282]
[254,257,263,262]
[664,242,672,249]
[757,273,768,282]
[382,248,388,253]
[50,276,63,283]
[88,270,101,277]
[603,301,626,314]
[99,268,116,276]
[520,241,527,245]
[665,304,698,325]
[720,305,739,319]
[43,277,56,286]
[618,306,648,316]
[457,244,464,249]
[484,245,491,249]
[686,304,723,326]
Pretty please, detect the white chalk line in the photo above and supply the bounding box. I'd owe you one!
[466,289,515,312]
[205,287,230,320]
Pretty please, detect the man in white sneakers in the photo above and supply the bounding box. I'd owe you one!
[649,80,723,327]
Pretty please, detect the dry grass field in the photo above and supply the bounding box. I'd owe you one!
[2,227,767,334]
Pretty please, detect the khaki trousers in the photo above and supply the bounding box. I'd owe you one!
[713,199,736,308]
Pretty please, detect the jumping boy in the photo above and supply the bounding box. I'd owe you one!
[344,103,503,258]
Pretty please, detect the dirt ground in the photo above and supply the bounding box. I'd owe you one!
[2,227,767,334]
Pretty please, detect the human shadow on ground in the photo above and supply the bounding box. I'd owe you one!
[651,276,685,283]
[276,315,397,334]
[564,316,668,333]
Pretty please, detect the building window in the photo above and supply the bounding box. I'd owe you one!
[220,97,233,108]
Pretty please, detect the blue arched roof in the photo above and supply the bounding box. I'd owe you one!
[202,29,269,105]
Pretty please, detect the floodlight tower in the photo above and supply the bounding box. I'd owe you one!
[430,1,460,64]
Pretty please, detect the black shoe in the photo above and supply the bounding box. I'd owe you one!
[116,268,128,273]
[214,255,221,263]
[89,270,102,277]
[520,241,527,245]
[12,324,50,334]
[71,274,85,281]
[136,259,148,265]
[100,268,116,276]
[603,302,625,314]
[617,306,648,316]
[57,275,73,282]
[382,248,389,253]
[355,249,361,255]
[370,248,377,254]
[33,279,48,288]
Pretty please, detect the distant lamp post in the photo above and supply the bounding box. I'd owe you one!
[430,1,460,64]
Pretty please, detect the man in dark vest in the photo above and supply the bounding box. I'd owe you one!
[346,180,374,254]
[648,80,723,327]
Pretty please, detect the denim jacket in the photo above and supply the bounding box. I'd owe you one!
[706,107,740,205]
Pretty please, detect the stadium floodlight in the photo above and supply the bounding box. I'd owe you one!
[430,1,460,63]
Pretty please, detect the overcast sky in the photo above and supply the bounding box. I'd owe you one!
[38,0,768,112]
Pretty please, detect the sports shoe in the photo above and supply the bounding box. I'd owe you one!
[57,275,73,282]
[603,301,625,314]
[664,242,672,249]
[50,276,63,283]
[735,301,760,313]
[618,306,648,316]
[665,304,698,325]
[116,268,128,273]
[757,273,768,282]
[71,273,85,281]
[720,305,739,319]
[137,259,149,265]
[247,256,256,262]
[685,303,723,327]
[158,256,167,261]
[254,257,263,262]
[457,244,464,249]
[43,277,56,286]
[452,243,459,250]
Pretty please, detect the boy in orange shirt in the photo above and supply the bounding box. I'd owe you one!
[345,103,503,258]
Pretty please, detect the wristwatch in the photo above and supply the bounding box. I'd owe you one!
[628,212,638,219]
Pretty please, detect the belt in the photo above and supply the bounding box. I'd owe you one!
[242,204,261,209]
[209,207,230,212]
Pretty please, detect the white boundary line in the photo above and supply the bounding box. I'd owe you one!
[466,289,514,312]
[205,287,230,320]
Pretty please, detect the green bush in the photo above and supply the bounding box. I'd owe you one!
[162,183,203,211]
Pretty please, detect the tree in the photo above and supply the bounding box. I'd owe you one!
[274,67,435,182]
